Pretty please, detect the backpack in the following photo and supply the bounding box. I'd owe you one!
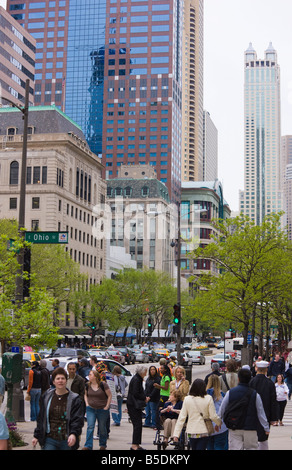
[223,388,256,430]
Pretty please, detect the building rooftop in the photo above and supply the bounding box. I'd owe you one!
[0,105,86,142]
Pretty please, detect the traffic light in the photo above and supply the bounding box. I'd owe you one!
[87,322,96,338]
[147,317,153,336]
[173,303,181,334]
[23,247,31,298]
[192,319,197,336]
[228,324,235,337]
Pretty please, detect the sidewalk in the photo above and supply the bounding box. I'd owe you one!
[4,401,292,451]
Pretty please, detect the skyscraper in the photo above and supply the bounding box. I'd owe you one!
[7,0,70,109]
[281,135,292,239]
[203,110,218,181]
[241,42,282,225]
[7,0,183,203]
[181,0,204,183]
[0,6,36,106]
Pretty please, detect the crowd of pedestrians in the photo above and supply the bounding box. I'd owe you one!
[0,349,291,451]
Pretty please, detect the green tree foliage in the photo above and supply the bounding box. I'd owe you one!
[0,221,60,349]
[86,268,178,342]
[192,213,292,347]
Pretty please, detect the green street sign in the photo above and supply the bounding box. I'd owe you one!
[25,231,69,244]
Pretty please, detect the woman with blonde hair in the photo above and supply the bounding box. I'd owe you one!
[206,374,228,450]
[169,366,190,400]
[82,369,112,450]
[160,389,183,448]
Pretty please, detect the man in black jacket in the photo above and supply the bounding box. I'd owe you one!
[126,365,148,450]
[250,360,278,450]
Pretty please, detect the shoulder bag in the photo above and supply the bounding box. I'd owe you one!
[193,397,215,435]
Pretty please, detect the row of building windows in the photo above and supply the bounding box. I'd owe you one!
[9,162,47,185]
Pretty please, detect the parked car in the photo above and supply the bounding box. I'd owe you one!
[169,352,193,367]
[216,341,225,349]
[107,349,126,364]
[134,349,150,363]
[102,359,133,398]
[186,350,206,365]
[115,347,135,365]
[88,349,111,359]
[211,353,232,369]
[46,356,80,372]
[22,351,42,362]
[37,349,53,359]
[141,347,159,362]
[49,348,90,358]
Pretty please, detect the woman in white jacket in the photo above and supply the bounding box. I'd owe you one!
[173,378,222,450]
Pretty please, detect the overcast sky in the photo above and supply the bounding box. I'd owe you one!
[204,0,292,212]
[2,0,291,212]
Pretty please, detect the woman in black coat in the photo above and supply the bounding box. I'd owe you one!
[126,365,148,450]
[32,367,84,450]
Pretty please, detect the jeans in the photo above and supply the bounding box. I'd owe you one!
[144,401,159,428]
[43,437,71,450]
[189,436,209,450]
[207,431,229,450]
[30,388,41,421]
[85,406,109,449]
[112,397,123,425]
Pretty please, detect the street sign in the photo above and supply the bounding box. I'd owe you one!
[25,231,69,244]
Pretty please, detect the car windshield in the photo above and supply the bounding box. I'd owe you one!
[52,348,77,356]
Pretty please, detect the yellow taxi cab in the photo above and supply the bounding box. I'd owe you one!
[23,347,42,363]
[153,348,169,360]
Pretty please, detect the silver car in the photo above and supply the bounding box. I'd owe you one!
[134,349,150,363]
[187,350,206,365]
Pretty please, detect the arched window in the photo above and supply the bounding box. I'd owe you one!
[10,161,19,185]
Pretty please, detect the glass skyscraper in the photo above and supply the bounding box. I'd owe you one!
[7,0,183,202]
[240,42,282,225]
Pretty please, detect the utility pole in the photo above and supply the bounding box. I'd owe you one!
[176,202,182,365]
[1,79,30,421]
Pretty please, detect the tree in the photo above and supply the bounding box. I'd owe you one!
[0,224,60,350]
[192,213,292,350]
[30,244,87,325]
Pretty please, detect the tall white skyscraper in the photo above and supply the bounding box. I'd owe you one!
[240,42,282,225]
[281,136,292,239]
[203,110,218,181]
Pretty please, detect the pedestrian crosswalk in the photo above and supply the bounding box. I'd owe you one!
[281,398,292,425]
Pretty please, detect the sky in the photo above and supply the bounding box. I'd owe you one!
[1,0,292,212]
[204,0,292,212]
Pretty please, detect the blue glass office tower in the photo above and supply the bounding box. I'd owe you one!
[65,0,106,156]
[7,0,183,202]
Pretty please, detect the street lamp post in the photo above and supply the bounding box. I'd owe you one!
[1,79,30,422]
[171,203,182,365]
[2,79,30,304]
[171,204,208,366]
